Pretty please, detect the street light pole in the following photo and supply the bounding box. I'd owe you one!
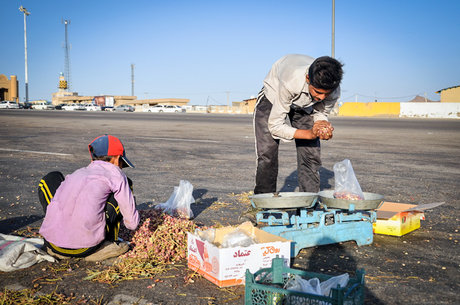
[331,0,335,58]
[19,6,30,103]
[131,64,135,96]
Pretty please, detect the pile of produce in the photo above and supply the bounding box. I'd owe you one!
[86,209,205,283]
[120,209,199,262]
[313,121,334,139]
[0,287,102,305]
[333,191,364,200]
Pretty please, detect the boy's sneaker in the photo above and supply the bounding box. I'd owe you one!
[84,241,129,262]
[238,206,260,226]
[46,247,70,260]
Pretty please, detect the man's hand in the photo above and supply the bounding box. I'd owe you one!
[313,120,334,140]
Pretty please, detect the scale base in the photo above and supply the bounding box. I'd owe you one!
[257,208,375,257]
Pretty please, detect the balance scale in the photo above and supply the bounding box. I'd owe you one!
[250,191,383,257]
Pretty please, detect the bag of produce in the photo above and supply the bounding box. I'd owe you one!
[333,159,364,200]
[155,180,195,218]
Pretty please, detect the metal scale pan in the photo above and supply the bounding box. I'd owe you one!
[250,192,318,209]
[318,190,384,210]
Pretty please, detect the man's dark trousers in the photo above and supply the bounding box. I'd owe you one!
[253,94,321,194]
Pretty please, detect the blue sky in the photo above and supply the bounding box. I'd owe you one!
[2,0,459,105]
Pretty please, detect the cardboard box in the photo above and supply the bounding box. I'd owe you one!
[187,222,291,287]
[373,201,444,236]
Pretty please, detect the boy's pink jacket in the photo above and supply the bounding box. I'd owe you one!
[40,161,139,248]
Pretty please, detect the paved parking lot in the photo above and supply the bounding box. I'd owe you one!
[0,110,459,304]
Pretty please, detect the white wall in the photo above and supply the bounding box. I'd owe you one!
[400,103,460,119]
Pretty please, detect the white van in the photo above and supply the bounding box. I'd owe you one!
[32,102,55,110]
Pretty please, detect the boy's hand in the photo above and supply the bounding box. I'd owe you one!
[127,177,134,192]
[313,120,334,140]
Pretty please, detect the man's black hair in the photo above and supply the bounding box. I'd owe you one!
[308,56,344,91]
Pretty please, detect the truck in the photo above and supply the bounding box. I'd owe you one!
[94,96,114,107]
[94,96,115,111]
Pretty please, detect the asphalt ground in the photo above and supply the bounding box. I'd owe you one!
[0,109,459,304]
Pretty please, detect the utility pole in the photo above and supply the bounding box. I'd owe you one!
[63,19,72,90]
[131,64,135,96]
[19,6,30,102]
[331,0,335,58]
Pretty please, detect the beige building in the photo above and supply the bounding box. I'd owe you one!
[0,74,19,102]
[232,97,257,114]
[436,85,460,103]
[51,73,188,108]
[136,98,190,107]
[52,93,137,106]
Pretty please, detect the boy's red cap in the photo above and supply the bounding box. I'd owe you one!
[88,135,134,168]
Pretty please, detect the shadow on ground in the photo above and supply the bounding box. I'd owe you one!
[279,167,334,193]
[0,215,43,234]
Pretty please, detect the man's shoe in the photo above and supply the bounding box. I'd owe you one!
[84,241,129,262]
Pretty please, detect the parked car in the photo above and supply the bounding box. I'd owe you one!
[31,102,55,110]
[101,106,115,112]
[114,104,135,112]
[144,104,185,113]
[83,103,102,111]
[62,103,86,111]
[0,101,20,109]
[54,103,67,110]
[19,102,33,109]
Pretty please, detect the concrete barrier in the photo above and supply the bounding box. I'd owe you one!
[338,102,460,119]
[400,103,460,118]
[338,102,400,117]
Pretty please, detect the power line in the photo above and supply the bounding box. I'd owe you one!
[341,92,424,102]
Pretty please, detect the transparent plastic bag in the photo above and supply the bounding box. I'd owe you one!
[221,229,256,248]
[333,159,364,200]
[155,180,195,219]
[285,275,322,295]
[320,273,349,296]
[196,228,216,243]
[285,273,349,297]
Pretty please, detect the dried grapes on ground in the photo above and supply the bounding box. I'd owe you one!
[86,209,206,283]
[119,209,204,263]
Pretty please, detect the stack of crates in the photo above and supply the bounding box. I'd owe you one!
[245,257,365,305]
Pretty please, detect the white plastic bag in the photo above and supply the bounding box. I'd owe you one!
[333,159,365,200]
[285,273,349,297]
[196,228,216,243]
[285,275,322,295]
[0,234,56,272]
[155,180,195,219]
[320,273,349,296]
[221,229,256,248]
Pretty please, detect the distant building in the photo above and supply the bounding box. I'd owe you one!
[50,73,189,109]
[436,85,460,103]
[0,74,19,102]
[232,97,257,114]
[136,98,190,107]
[51,73,80,104]
[407,95,439,103]
[52,93,136,107]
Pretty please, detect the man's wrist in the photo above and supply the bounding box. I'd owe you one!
[294,129,317,140]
